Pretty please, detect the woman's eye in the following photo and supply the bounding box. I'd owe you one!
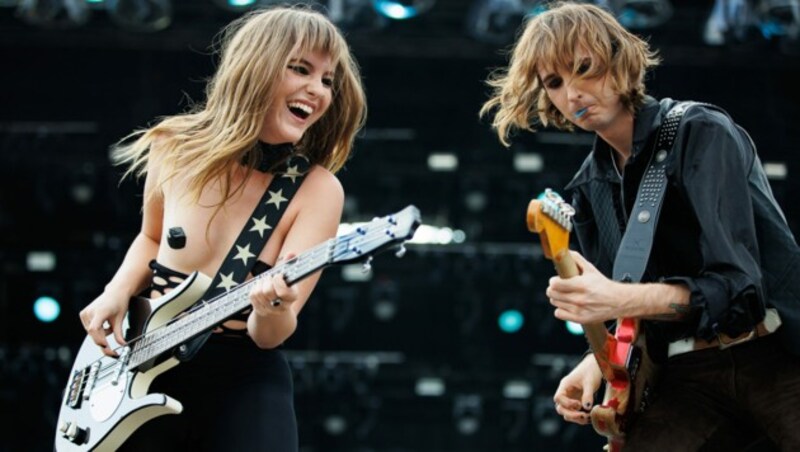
[288,65,309,75]
[322,77,333,88]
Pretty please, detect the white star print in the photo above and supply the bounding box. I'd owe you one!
[282,165,303,183]
[233,243,256,266]
[217,272,238,292]
[266,189,288,210]
[249,215,272,238]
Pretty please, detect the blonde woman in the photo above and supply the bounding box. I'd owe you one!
[79,6,366,450]
[483,2,800,450]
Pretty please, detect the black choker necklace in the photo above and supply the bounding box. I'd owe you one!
[248,141,294,173]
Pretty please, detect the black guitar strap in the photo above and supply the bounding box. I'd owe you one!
[175,153,311,361]
[612,103,689,283]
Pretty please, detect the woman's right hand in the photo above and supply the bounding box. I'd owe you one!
[79,292,130,357]
[553,353,603,425]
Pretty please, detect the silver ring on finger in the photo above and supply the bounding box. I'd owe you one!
[270,298,282,307]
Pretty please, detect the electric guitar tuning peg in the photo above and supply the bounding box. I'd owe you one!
[362,256,373,273]
[395,245,407,258]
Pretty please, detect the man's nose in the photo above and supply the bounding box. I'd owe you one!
[566,79,583,102]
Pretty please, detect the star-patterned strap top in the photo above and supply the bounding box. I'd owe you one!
[150,142,311,341]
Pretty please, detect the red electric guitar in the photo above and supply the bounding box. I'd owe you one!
[527,189,657,452]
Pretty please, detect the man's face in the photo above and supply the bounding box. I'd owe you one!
[537,50,626,133]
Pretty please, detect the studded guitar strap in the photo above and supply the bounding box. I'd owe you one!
[612,103,690,283]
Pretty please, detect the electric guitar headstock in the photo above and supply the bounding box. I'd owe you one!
[526,188,575,260]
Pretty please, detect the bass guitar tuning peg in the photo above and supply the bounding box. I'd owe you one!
[362,256,373,273]
[395,245,407,258]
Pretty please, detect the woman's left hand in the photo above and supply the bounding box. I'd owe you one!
[249,258,299,317]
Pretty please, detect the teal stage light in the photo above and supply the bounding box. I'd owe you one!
[498,309,524,333]
[566,321,584,336]
[33,296,61,323]
[373,0,432,20]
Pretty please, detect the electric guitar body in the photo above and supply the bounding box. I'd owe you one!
[527,189,657,452]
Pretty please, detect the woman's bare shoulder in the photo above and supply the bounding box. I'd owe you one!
[302,164,344,198]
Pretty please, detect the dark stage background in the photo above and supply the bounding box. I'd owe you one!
[1,0,799,451]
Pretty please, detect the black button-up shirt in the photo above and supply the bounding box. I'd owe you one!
[565,96,800,361]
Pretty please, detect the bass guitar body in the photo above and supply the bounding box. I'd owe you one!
[54,205,422,451]
[55,272,212,451]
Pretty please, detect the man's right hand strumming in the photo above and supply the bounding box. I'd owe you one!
[553,354,603,426]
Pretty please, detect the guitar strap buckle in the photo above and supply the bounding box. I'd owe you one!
[717,330,755,350]
[718,308,782,350]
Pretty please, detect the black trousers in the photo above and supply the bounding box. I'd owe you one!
[120,337,298,452]
[624,334,800,451]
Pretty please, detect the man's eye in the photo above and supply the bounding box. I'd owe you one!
[576,59,591,75]
[546,78,563,89]
[288,65,309,75]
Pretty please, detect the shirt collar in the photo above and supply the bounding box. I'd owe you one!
[565,96,665,190]
[591,95,663,162]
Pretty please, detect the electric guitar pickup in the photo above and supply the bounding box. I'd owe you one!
[527,189,656,452]
[54,205,421,451]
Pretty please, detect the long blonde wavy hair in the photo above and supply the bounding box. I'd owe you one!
[481,1,660,146]
[113,5,366,203]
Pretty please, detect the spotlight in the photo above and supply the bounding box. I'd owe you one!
[26,251,56,272]
[427,152,458,171]
[502,380,532,399]
[565,321,584,335]
[763,161,788,180]
[498,309,524,333]
[513,152,544,173]
[415,377,446,396]
[614,0,673,29]
[372,0,435,20]
[323,414,348,436]
[16,0,90,28]
[106,0,171,32]
[211,0,257,13]
[33,296,61,323]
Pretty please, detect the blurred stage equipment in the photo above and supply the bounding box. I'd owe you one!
[703,0,757,45]
[106,0,172,32]
[611,0,673,29]
[703,0,799,49]
[757,0,800,39]
[452,394,482,436]
[465,0,541,45]
[15,0,89,28]
[327,0,389,32]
